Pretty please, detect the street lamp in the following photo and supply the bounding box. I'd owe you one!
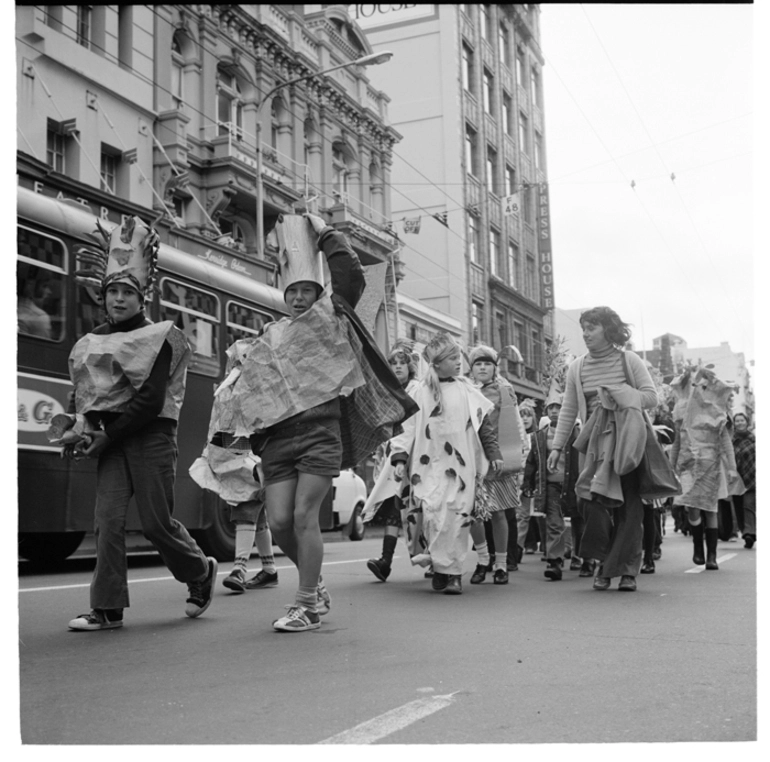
[255,51,394,258]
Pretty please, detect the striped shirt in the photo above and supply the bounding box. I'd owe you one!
[552,345,656,450]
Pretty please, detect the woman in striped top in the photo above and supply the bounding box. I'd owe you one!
[547,307,657,592]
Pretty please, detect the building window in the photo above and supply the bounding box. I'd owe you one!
[502,93,513,136]
[472,301,485,345]
[46,126,66,173]
[217,70,243,139]
[462,43,474,93]
[514,321,525,360]
[523,186,533,224]
[483,68,494,114]
[507,242,519,289]
[77,5,92,48]
[465,125,479,177]
[100,145,120,194]
[532,328,542,368]
[526,254,536,299]
[332,144,350,199]
[467,213,480,264]
[496,310,507,349]
[534,132,543,171]
[486,146,498,195]
[489,229,500,277]
[45,6,63,32]
[530,67,540,108]
[505,165,516,196]
[480,5,491,42]
[516,47,526,88]
[171,36,184,108]
[498,23,511,67]
[218,218,247,253]
[518,112,529,154]
[270,102,279,150]
[118,6,133,69]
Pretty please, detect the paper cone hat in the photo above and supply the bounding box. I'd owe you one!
[274,214,325,296]
[544,378,564,409]
[101,216,159,300]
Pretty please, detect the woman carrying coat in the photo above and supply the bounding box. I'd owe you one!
[548,306,657,592]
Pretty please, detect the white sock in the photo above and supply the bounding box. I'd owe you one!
[234,523,256,570]
[255,524,276,573]
[493,552,507,570]
[476,542,490,566]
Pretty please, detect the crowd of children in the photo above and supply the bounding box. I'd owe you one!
[55,211,753,633]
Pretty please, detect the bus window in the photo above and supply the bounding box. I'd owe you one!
[226,300,274,345]
[17,226,67,342]
[159,277,220,376]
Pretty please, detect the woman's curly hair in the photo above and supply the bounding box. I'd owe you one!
[579,306,632,347]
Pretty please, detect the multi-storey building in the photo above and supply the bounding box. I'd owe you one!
[16,4,403,345]
[352,3,553,400]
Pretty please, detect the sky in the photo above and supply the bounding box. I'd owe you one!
[537,3,758,361]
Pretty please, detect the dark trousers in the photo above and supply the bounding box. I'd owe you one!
[733,491,755,537]
[579,470,644,578]
[91,429,208,610]
[642,504,662,562]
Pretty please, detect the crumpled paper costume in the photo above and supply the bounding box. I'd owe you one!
[671,367,745,510]
[205,296,365,439]
[189,442,262,506]
[69,321,190,420]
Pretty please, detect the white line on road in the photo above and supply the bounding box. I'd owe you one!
[18,556,385,594]
[317,692,458,745]
[684,553,737,573]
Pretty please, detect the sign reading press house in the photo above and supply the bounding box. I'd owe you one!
[537,183,554,310]
[347,4,437,30]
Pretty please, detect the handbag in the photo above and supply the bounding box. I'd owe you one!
[637,419,682,500]
[496,385,524,474]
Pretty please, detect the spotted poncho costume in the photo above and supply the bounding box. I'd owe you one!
[387,377,498,575]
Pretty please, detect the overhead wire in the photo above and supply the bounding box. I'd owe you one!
[579,4,750,344]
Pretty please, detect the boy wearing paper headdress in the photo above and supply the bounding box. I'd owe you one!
[206,213,417,631]
[58,217,217,632]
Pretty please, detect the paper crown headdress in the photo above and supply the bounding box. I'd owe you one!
[74,216,159,302]
[273,214,325,296]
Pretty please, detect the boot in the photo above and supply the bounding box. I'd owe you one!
[705,527,719,570]
[544,558,563,581]
[690,521,705,565]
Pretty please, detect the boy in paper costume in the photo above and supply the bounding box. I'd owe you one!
[204,213,417,631]
[58,216,217,631]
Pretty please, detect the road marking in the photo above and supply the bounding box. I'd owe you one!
[18,556,388,594]
[684,553,737,573]
[317,692,458,744]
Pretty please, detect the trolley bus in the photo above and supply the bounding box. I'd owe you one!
[17,186,292,564]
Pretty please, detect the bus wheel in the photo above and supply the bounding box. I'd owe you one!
[189,497,236,562]
[18,532,86,565]
[347,503,366,541]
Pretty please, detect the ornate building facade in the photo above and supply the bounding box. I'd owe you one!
[16,4,404,345]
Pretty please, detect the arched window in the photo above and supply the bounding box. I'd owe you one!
[332,143,350,199]
[217,69,243,139]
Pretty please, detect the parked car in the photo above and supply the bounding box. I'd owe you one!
[331,469,367,541]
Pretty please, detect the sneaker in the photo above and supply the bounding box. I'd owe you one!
[272,605,320,632]
[366,557,391,582]
[223,567,247,593]
[579,559,597,578]
[470,564,487,584]
[185,557,218,618]
[316,584,331,616]
[244,569,279,589]
[506,560,519,572]
[544,563,563,581]
[569,557,582,571]
[493,568,509,585]
[68,609,123,631]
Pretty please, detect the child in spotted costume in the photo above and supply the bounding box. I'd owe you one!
[389,333,503,594]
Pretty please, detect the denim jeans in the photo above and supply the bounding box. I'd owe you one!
[91,428,208,610]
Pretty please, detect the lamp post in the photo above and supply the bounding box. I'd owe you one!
[255,51,393,259]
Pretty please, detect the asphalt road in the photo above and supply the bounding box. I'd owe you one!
[17,520,756,746]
